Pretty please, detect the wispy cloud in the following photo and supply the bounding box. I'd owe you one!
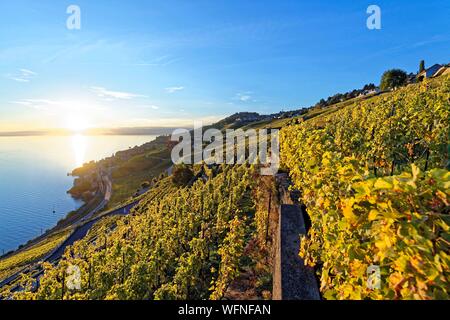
[10,98,101,111]
[41,39,128,64]
[235,91,253,102]
[10,99,60,112]
[141,19,301,50]
[124,115,223,127]
[90,86,146,100]
[5,68,37,83]
[165,86,185,93]
[411,35,450,48]
[138,104,160,110]
[357,34,450,63]
[20,69,36,76]
[132,55,183,67]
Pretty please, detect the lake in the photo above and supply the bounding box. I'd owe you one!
[0,135,156,254]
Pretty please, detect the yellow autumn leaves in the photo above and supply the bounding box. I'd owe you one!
[281,75,449,299]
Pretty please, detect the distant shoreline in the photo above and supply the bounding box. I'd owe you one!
[0,127,190,137]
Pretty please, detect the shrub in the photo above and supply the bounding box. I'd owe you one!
[172,165,194,186]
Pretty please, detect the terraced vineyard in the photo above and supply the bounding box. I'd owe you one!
[6,164,275,300]
[2,75,448,301]
[280,75,449,299]
[0,231,70,282]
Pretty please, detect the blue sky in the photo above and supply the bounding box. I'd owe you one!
[0,0,449,131]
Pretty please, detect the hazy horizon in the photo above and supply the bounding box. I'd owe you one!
[0,126,192,137]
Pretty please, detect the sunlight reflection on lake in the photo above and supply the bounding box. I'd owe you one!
[72,134,87,168]
[0,134,157,252]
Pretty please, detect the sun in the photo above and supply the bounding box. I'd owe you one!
[65,114,90,133]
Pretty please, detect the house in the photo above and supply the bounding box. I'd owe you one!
[360,88,380,97]
[433,64,450,77]
[417,64,449,81]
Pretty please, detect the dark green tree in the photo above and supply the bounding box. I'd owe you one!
[419,60,425,73]
[380,69,408,91]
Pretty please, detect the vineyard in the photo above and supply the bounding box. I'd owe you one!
[1,75,448,301]
[4,164,275,300]
[0,231,70,282]
[280,75,450,299]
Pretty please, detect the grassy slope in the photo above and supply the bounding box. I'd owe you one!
[108,147,172,208]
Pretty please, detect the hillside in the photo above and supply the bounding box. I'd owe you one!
[7,165,276,300]
[1,75,448,300]
[281,75,449,299]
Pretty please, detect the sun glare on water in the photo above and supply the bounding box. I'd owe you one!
[64,114,91,167]
[71,134,87,168]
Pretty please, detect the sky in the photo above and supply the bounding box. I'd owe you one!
[0,0,449,132]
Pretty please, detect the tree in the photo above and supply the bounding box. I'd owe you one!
[363,83,376,91]
[172,164,194,186]
[380,69,408,91]
[316,99,327,108]
[419,60,425,73]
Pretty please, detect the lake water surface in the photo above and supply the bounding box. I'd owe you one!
[0,135,156,253]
